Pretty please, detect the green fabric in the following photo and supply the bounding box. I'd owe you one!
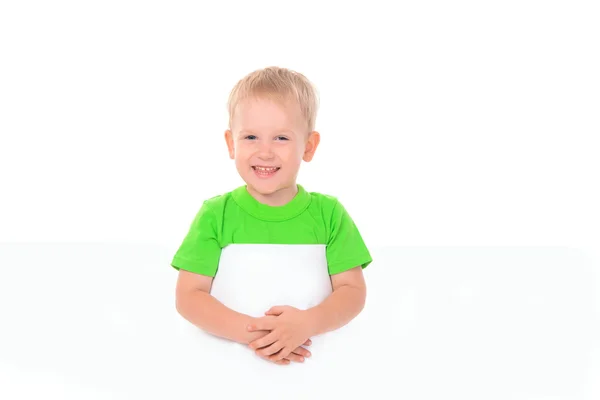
[170,184,372,277]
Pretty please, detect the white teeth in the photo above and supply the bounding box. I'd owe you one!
[254,166,278,172]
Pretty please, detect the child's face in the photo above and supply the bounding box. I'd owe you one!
[225,96,319,202]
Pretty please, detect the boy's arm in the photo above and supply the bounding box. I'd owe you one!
[247,265,366,361]
[307,265,367,336]
[175,269,261,345]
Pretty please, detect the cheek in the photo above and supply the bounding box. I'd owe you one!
[285,143,305,157]
[233,151,251,169]
[234,144,251,159]
[278,147,300,163]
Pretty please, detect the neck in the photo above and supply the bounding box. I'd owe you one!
[247,184,298,207]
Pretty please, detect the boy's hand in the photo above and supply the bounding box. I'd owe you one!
[247,329,312,365]
[272,338,312,365]
[247,305,315,362]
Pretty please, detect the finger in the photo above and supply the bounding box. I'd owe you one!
[249,331,278,350]
[265,305,287,316]
[284,352,305,363]
[304,338,312,346]
[247,317,276,332]
[291,346,311,358]
[256,350,290,365]
[257,341,284,357]
[269,346,292,362]
[247,329,272,344]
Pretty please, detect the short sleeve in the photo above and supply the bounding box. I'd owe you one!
[326,200,373,275]
[170,202,222,277]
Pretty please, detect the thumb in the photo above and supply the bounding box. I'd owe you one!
[265,305,287,315]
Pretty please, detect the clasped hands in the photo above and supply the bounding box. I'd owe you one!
[246,305,315,366]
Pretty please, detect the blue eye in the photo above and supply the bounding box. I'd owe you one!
[245,135,257,140]
[275,136,289,141]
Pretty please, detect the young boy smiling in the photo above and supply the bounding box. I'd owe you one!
[171,66,372,366]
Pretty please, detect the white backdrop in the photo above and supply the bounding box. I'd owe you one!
[1,1,599,399]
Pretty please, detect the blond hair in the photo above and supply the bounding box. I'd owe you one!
[227,66,319,133]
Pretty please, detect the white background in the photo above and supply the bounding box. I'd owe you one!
[1,0,599,399]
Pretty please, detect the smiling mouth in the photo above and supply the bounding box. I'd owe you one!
[252,166,280,172]
[252,166,280,178]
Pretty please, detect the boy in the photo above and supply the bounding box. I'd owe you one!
[170,66,372,366]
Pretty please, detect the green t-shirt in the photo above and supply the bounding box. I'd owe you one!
[170,184,372,277]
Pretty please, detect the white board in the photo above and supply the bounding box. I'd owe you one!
[176,244,360,393]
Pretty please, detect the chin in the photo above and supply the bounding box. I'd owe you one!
[248,183,280,196]
[240,171,295,196]
[245,178,288,195]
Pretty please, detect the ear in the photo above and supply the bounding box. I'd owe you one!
[302,131,320,162]
[224,129,235,159]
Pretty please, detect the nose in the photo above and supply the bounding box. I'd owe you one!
[257,139,275,160]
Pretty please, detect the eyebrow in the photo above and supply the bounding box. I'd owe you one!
[239,130,294,135]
